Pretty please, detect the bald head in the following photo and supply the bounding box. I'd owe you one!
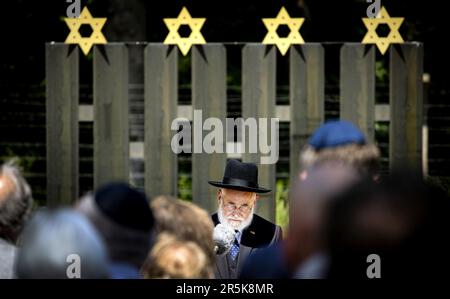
[0,161,33,242]
[287,162,359,262]
[294,164,359,207]
[0,172,16,203]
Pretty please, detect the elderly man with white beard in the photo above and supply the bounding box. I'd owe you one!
[209,159,282,279]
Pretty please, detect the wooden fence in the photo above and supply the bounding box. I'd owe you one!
[46,42,424,222]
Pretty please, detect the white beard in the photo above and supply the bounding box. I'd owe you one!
[217,206,254,232]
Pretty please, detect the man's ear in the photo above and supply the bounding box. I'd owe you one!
[217,189,222,202]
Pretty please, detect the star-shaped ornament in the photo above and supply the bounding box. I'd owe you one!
[362,6,404,55]
[64,7,107,55]
[163,7,206,56]
[262,7,305,56]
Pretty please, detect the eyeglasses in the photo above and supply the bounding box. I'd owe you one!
[222,201,253,213]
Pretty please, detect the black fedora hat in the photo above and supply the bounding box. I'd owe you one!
[208,159,271,193]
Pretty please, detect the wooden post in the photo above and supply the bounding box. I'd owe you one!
[93,44,129,187]
[46,43,79,206]
[144,44,178,199]
[289,44,325,182]
[389,43,424,172]
[192,44,227,213]
[340,44,375,141]
[242,44,276,222]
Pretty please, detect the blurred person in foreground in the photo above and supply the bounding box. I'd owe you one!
[209,159,282,279]
[241,120,380,278]
[15,209,109,279]
[0,160,33,279]
[141,232,213,278]
[325,169,450,278]
[76,182,155,279]
[148,195,215,273]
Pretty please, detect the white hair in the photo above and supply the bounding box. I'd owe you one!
[217,205,254,232]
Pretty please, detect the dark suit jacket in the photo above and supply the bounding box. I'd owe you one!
[240,243,291,279]
[212,213,282,279]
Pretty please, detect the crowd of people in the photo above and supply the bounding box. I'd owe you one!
[0,120,449,279]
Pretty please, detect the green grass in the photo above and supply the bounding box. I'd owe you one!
[178,173,192,201]
[275,178,289,232]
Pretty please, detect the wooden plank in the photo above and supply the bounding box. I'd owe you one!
[276,106,290,121]
[144,44,178,199]
[130,142,144,159]
[375,104,390,121]
[422,124,428,176]
[389,43,424,172]
[289,44,324,182]
[45,43,79,206]
[81,103,392,123]
[340,43,375,141]
[79,105,93,122]
[192,44,227,213]
[93,44,129,187]
[176,105,293,122]
[177,105,192,120]
[242,44,276,222]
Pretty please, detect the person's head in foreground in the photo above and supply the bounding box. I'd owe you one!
[0,160,33,243]
[0,160,34,279]
[141,233,214,279]
[76,182,155,279]
[284,120,380,278]
[15,209,109,279]
[149,195,215,269]
[289,162,360,278]
[209,159,282,279]
[299,120,380,180]
[325,169,450,278]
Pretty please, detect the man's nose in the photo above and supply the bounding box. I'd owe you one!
[230,212,238,217]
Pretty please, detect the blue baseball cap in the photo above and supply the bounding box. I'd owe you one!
[308,120,366,150]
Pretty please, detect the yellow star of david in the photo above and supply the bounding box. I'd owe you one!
[163,7,206,56]
[362,6,404,55]
[262,7,305,56]
[64,7,107,56]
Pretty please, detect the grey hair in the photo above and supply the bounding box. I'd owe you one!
[0,160,33,242]
[299,143,380,177]
[15,209,110,279]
